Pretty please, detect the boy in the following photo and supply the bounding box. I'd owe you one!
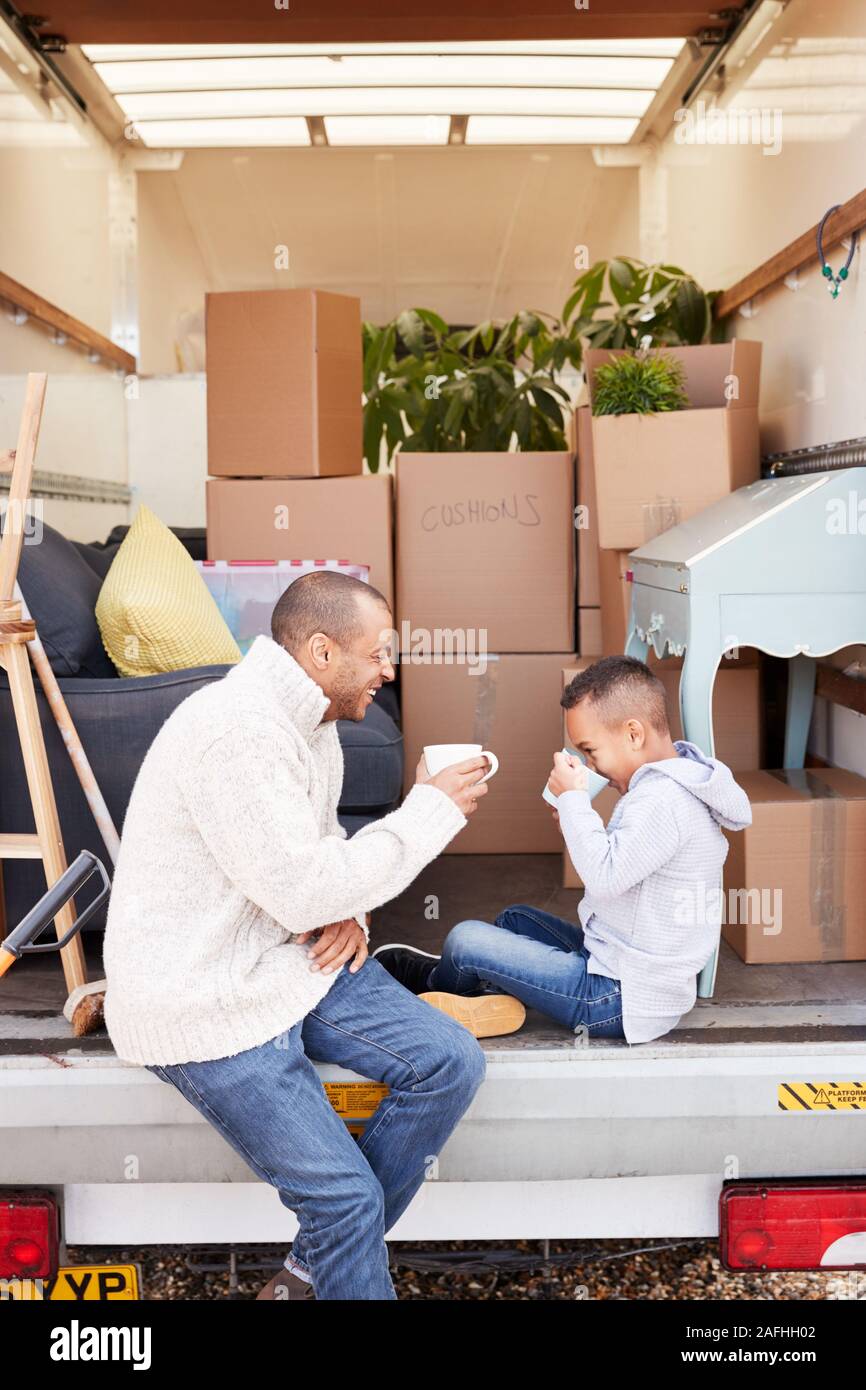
[374,655,752,1046]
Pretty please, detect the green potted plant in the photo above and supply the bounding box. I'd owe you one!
[362,307,579,471]
[562,256,723,356]
[552,256,761,553]
[590,350,690,417]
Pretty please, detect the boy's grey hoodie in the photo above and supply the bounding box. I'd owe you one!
[557,740,752,1045]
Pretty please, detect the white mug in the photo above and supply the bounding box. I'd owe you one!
[423,743,499,782]
[542,748,609,806]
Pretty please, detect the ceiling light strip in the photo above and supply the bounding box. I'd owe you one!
[132,116,311,147]
[465,115,639,144]
[90,54,677,95]
[117,87,655,120]
[82,40,685,62]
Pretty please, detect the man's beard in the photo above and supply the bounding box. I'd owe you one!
[327,666,370,721]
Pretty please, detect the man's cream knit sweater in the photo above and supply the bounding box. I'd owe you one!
[103,635,467,1066]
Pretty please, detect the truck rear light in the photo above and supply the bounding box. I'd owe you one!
[721,1180,866,1271]
[0,1192,59,1279]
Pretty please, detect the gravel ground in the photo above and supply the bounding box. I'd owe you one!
[64,1239,854,1301]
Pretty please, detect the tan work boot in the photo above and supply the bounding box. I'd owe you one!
[255,1266,316,1301]
[419,991,526,1038]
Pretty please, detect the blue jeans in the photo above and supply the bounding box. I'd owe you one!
[427,903,625,1039]
[145,957,486,1300]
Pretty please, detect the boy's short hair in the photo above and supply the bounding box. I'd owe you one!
[561,655,670,735]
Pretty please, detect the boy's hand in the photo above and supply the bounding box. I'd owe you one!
[547,750,588,798]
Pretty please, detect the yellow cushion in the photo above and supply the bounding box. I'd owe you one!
[96,504,241,677]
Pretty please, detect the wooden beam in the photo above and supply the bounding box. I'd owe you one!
[0,833,43,860]
[816,661,866,718]
[716,188,866,319]
[0,376,46,605]
[0,271,136,374]
[32,0,736,43]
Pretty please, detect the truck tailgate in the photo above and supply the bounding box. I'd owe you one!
[2,1005,865,1243]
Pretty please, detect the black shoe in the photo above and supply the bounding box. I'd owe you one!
[371,943,440,994]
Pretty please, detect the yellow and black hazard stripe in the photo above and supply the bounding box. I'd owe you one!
[778,1080,866,1111]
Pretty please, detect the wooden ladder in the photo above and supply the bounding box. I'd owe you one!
[0,374,87,993]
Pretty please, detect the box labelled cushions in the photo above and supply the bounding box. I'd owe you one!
[396,451,575,653]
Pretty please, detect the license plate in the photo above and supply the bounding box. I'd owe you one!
[4,1263,140,1300]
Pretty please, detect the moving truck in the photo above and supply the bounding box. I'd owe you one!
[3,924,866,1281]
[1,0,865,1295]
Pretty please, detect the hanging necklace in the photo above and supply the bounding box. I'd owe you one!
[816,205,858,299]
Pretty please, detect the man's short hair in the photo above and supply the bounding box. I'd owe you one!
[271,570,390,653]
[561,655,669,734]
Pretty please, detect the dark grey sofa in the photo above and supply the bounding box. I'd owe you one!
[0,522,403,933]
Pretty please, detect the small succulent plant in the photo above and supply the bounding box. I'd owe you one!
[591,350,690,417]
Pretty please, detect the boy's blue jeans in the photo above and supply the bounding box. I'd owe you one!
[427,903,626,1039]
[144,957,485,1300]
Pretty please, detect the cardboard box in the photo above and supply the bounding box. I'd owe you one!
[206,289,362,478]
[667,663,762,770]
[599,548,632,654]
[401,653,577,853]
[206,474,394,608]
[585,341,762,550]
[578,607,602,655]
[395,451,575,653]
[575,406,600,607]
[559,658,761,887]
[722,769,866,963]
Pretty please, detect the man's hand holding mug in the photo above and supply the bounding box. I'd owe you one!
[416,742,499,817]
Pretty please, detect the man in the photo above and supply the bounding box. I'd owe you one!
[102,571,489,1301]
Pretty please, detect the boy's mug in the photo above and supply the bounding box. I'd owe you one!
[423,743,499,782]
[542,748,609,806]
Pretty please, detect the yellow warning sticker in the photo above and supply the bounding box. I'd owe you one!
[323,1082,389,1119]
[778,1081,866,1111]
